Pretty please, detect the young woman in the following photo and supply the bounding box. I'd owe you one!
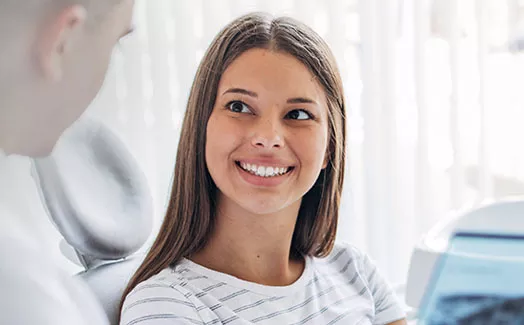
[120,12,407,325]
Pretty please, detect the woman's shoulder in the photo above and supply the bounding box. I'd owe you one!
[124,268,184,303]
[313,242,369,268]
[121,267,203,325]
[310,241,382,284]
[125,265,193,299]
[331,241,367,257]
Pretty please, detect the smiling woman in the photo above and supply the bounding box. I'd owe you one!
[119,12,407,325]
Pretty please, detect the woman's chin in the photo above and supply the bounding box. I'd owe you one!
[240,203,283,216]
[233,196,300,218]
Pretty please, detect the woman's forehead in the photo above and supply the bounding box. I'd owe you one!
[218,49,326,102]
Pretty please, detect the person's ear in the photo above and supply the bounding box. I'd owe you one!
[36,5,87,82]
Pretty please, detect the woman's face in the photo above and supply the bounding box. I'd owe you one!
[205,48,329,216]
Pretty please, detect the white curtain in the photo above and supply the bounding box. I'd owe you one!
[87,0,524,286]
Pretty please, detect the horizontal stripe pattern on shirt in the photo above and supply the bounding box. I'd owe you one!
[121,243,406,325]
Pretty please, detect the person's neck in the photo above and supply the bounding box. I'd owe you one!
[190,198,304,286]
[0,106,12,156]
[0,149,6,164]
[0,127,15,157]
[0,99,24,156]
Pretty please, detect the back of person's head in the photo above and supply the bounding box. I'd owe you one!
[0,0,134,157]
[120,12,346,319]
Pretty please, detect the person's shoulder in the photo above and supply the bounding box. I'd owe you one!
[311,242,376,279]
[121,267,203,325]
[332,241,367,258]
[317,242,367,265]
[0,201,31,243]
[0,237,108,325]
[124,267,190,303]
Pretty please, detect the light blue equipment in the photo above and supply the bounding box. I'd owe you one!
[405,199,524,320]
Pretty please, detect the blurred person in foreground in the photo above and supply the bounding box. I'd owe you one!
[0,0,135,323]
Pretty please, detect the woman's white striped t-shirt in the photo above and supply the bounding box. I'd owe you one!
[121,243,406,325]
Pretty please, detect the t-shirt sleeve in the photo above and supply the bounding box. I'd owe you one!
[353,246,407,325]
[120,280,205,325]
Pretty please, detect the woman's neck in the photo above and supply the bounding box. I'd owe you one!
[190,197,304,286]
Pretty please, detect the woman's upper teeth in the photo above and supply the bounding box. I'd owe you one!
[239,162,289,177]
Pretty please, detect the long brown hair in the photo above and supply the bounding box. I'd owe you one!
[119,11,346,316]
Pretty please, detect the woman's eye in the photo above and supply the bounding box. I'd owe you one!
[227,101,251,113]
[286,109,312,120]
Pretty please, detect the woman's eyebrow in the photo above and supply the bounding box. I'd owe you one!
[287,97,317,105]
[222,88,318,105]
[222,88,258,98]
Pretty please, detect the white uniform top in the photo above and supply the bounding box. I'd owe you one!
[0,150,108,324]
[121,243,406,325]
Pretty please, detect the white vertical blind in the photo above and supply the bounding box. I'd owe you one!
[379,0,400,279]
[85,0,523,286]
[475,0,493,203]
[448,0,465,210]
[413,0,432,237]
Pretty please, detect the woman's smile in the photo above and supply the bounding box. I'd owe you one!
[234,159,295,187]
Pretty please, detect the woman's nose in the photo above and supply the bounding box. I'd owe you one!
[251,118,284,149]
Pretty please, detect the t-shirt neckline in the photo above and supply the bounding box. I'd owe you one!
[178,255,314,297]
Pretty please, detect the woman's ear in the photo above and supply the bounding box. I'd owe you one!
[36,5,87,82]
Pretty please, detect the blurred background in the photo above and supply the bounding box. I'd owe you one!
[76,0,524,290]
